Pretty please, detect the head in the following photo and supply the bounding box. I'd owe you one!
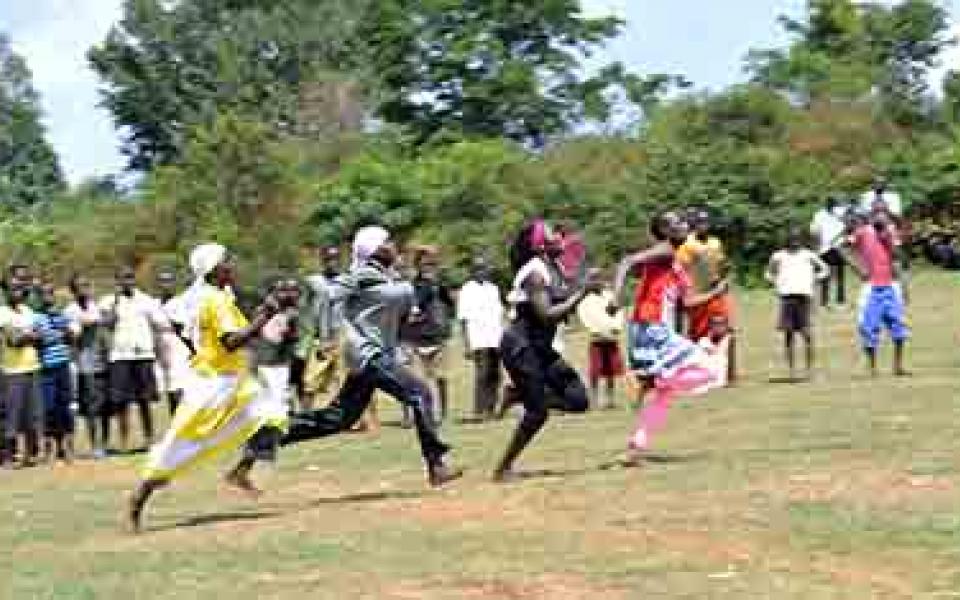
[156,268,178,299]
[69,273,94,302]
[190,244,234,289]
[707,315,730,343]
[40,281,57,309]
[509,219,556,272]
[787,227,803,250]
[271,277,301,309]
[6,264,30,293]
[352,226,395,268]
[825,196,838,211]
[320,246,341,276]
[650,211,688,247]
[115,265,137,296]
[872,176,888,194]
[414,246,440,281]
[691,209,711,239]
[470,255,491,282]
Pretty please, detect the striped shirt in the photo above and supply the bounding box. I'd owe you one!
[35,311,73,368]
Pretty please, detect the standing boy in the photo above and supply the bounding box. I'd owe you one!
[765,229,829,381]
[843,211,910,377]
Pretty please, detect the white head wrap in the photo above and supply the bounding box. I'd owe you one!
[351,226,390,268]
[181,243,228,345]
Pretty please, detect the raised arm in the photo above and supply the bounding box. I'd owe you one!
[220,296,279,352]
[611,244,674,307]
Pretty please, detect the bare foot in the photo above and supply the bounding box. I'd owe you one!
[491,468,522,484]
[223,472,263,500]
[894,368,912,377]
[428,463,463,488]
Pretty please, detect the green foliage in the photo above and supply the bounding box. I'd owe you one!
[0,34,64,205]
[89,0,365,170]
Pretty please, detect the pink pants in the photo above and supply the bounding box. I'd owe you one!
[628,366,716,450]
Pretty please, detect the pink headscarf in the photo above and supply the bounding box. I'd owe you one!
[530,219,548,251]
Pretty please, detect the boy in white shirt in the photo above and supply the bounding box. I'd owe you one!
[99,266,171,451]
[765,229,830,381]
[456,257,504,422]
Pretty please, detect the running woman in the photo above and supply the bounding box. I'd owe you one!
[492,219,599,482]
[610,211,729,458]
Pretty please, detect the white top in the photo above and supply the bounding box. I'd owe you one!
[158,295,192,391]
[810,206,848,254]
[98,290,169,362]
[860,190,902,216]
[456,280,504,350]
[767,249,829,297]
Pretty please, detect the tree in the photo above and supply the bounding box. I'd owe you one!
[360,0,655,145]
[0,34,64,205]
[89,0,365,170]
[747,0,953,125]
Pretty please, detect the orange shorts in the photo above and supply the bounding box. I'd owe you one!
[687,294,733,340]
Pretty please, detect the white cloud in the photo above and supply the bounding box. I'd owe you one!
[7,0,126,184]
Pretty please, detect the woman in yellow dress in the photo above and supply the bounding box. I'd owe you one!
[125,244,286,532]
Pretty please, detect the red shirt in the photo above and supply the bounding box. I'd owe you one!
[852,225,895,286]
[632,261,690,324]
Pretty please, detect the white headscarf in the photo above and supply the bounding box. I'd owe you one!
[351,226,390,268]
[181,243,228,345]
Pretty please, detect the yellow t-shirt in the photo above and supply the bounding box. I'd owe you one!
[676,234,727,294]
[191,289,249,375]
[0,305,41,375]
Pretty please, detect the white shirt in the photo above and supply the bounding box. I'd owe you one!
[158,295,192,391]
[860,190,902,216]
[810,206,847,254]
[456,280,504,350]
[768,249,829,297]
[98,290,169,362]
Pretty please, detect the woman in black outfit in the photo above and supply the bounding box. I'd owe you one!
[493,219,598,482]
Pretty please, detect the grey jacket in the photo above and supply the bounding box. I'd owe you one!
[333,261,413,370]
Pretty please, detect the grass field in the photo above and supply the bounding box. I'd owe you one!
[4,271,960,599]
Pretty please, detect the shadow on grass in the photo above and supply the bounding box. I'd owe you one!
[153,489,427,533]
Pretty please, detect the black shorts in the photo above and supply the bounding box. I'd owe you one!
[110,360,158,408]
[778,295,811,332]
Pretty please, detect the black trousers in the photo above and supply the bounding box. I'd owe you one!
[472,348,501,418]
[820,248,846,306]
[281,355,450,466]
[500,329,589,437]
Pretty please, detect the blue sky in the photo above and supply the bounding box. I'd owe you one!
[2,0,959,184]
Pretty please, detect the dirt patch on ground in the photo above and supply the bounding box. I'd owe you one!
[384,574,628,600]
[779,467,955,508]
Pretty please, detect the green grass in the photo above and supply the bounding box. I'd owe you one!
[4,270,960,599]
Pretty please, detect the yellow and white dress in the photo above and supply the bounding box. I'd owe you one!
[141,287,285,481]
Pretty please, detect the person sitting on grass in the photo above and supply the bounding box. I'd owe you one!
[765,228,829,382]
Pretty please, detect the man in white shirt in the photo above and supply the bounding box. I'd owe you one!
[860,177,902,216]
[456,257,504,422]
[810,196,849,308]
[766,229,829,382]
[99,266,171,451]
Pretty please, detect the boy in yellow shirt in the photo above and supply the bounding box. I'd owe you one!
[0,272,43,468]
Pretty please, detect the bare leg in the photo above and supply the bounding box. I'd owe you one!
[865,347,878,377]
[784,331,796,380]
[125,477,168,533]
[801,329,814,378]
[893,341,910,376]
[223,456,262,499]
